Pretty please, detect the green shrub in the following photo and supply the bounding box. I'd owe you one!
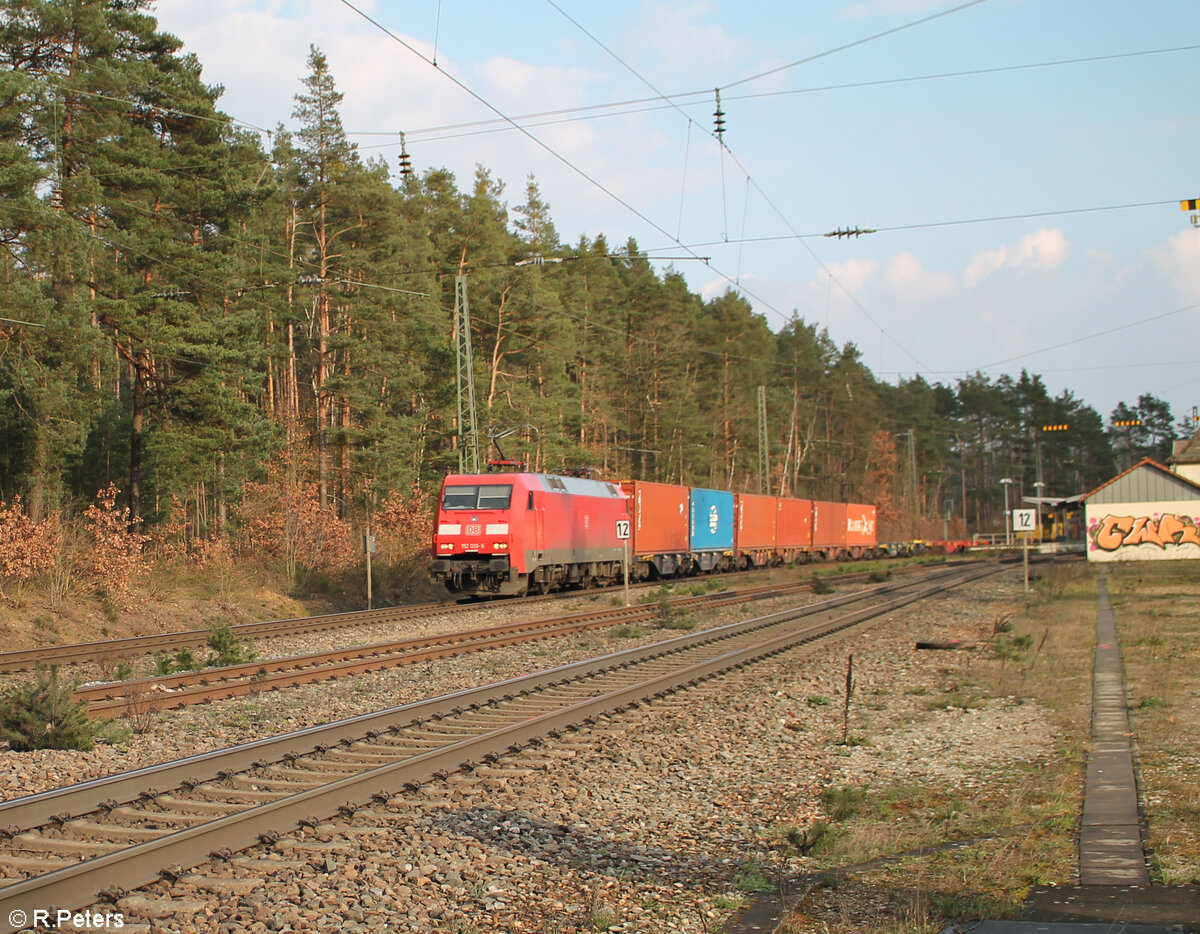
[206,622,257,667]
[0,668,111,751]
[154,646,201,674]
[811,574,834,594]
[783,820,831,856]
[824,785,868,821]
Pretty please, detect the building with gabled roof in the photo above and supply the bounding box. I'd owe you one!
[1080,457,1200,562]
[1168,429,1200,485]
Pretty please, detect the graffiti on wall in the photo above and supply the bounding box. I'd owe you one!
[1088,510,1200,558]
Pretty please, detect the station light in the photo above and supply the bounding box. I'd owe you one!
[1041,424,1069,432]
[1113,419,1142,427]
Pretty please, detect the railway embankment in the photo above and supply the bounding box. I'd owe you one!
[7,560,1194,932]
[0,563,1040,932]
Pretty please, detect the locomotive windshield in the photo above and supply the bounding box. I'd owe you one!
[442,484,513,510]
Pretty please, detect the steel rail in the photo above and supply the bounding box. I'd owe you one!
[73,576,836,716]
[0,602,457,673]
[2,566,964,830]
[0,563,956,674]
[0,565,998,932]
[0,564,979,833]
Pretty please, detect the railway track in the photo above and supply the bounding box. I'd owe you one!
[72,575,879,717]
[0,561,999,932]
[0,563,951,676]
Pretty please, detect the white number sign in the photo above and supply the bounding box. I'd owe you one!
[1012,509,1037,533]
[615,519,631,540]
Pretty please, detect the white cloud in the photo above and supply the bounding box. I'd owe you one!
[1148,229,1200,301]
[627,1,744,73]
[474,58,601,112]
[884,252,955,300]
[817,257,878,294]
[964,228,1069,288]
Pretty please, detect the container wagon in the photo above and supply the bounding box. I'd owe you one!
[844,503,879,559]
[688,487,736,572]
[811,500,848,559]
[734,493,778,568]
[775,497,815,564]
[621,480,690,579]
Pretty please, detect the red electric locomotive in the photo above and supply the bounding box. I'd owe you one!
[430,472,629,597]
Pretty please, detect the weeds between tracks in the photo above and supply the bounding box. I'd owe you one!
[773,560,1101,933]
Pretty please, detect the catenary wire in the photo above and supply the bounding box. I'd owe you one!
[331,0,794,327]
[343,43,1200,144]
[720,0,990,91]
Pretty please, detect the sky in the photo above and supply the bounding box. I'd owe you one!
[150,0,1200,429]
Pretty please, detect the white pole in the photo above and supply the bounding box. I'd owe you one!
[623,539,630,607]
[365,525,374,610]
[1023,535,1029,593]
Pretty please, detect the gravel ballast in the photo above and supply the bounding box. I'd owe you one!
[1,568,1051,932]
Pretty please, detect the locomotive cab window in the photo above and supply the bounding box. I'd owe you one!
[442,484,513,510]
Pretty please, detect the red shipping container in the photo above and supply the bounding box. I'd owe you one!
[622,480,689,555]
[735,493,777,552]
[812,501,847,550]
[845,503,877,548]
[776,497,813,549]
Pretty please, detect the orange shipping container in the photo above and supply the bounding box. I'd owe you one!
[621,480,689,555]
[812,501,847,550]
[845,504,877,548]
[735,493,777,553]
[776,497,813,549]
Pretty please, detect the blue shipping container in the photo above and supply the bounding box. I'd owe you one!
[689,488,735,552]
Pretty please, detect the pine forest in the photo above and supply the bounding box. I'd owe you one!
[0,2,1186,622]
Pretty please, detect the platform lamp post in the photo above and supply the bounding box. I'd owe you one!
[1000,477,1015,545]
[1032,480,1046,530]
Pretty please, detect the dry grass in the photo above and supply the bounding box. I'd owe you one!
[1105,562,1200,885]
[779,558,1101,933]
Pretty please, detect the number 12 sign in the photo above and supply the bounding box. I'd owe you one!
[615,519,631,540]
[1012,509,1037,533]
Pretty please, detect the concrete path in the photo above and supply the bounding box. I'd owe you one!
[1077,572,1148,885]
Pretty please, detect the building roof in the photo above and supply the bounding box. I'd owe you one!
[1168,429,1200,465]
[1081,457,1200,506]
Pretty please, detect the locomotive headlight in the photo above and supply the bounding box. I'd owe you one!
[493,542,509,550]
[438,543,454,551]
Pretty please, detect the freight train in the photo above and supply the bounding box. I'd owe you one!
[429,471,880,598]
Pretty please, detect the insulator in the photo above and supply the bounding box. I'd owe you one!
[399,131,413,177]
